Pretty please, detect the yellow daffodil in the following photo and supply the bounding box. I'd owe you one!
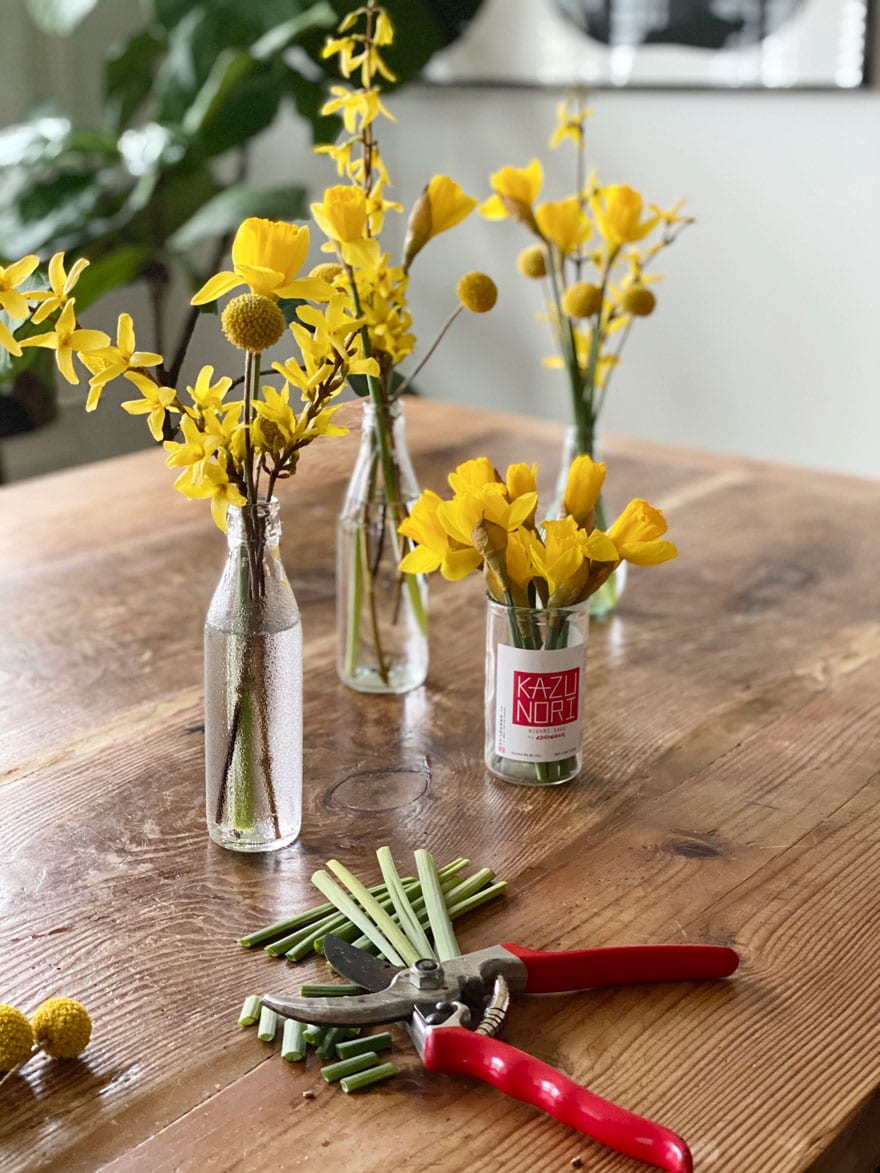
[191,218,332,306]
[398,490,483,580]
[437,483,537,551]
[606,498,678,565]
[19,301,109,385]
[311,185,368,244]
[84,312,163,409]
[27,252,90,326]
[590,185,659,254]
[0,254,40,355]
[121,372,178,442]
[479,159,543,230]
[403,175,477,269]
[535,197,591,255]
[563,454,606,527]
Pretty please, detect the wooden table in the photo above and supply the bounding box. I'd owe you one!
[1,399,878,1172]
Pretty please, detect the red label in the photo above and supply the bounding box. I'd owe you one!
[512,668,580,727]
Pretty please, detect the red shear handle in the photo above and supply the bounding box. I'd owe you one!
[423,1026,692,1173]
[502,943,739,993]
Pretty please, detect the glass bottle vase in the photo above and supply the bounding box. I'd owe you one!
[551,425,627,619]
[204,499,302,852]
[337,398,428,694]
[484,596,590,786]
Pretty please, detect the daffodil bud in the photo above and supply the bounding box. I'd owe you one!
[472,518,509,585]
[402,185,433,271]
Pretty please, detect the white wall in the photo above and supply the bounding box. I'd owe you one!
[2,2,878,480]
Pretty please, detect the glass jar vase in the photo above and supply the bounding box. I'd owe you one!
[337,398,428,694]
[551,425,626,620]
[204,499,302,851]
[484,596,589,786]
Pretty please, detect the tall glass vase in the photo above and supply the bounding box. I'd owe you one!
[337,398,428,694]
[551,425,627,619]
[204,499,302,852]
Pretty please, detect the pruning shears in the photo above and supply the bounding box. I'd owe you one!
[263,936,739,1172]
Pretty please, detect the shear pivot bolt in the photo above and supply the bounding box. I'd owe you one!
[410,958,443,989]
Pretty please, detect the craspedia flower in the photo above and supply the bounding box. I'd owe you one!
[516,245,547,279]
[0,1005,34,1070]
[562,282,603,319]
[31,997,92,1059]
[456,272,498,314]
[221,294,286,352]
[620,285,656,317]
[307,262,345,285]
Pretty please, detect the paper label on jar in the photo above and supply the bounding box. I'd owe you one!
[495,643,585,763]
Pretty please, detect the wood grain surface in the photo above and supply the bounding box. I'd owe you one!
[1,399,878,1173]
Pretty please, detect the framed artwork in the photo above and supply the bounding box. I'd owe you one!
[423,0,873,89]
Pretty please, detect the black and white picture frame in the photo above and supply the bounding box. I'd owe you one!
[424,0,872,89]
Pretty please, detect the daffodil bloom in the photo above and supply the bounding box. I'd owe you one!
[403,176,477,269]
[311,185,368,244]
[606,498,678,565]
[563,454,606,527]
[436,483,537,552]
[590,185,659,254]
[85,312,163,407]
[27,252,90,326]
[121,372,178,442]
[191,218,332,306]
[535,197,591,255]
[0,254,39,356]
[479,159,543,230]
[447,457,501,495]
[398,490,483,580]
[19,301,109,385]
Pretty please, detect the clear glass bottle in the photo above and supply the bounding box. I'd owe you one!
[484,596,589,786]
[337,398,428,694]
[551,425,627,619]
[204,499,302,851]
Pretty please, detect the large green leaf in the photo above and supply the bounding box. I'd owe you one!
[169,185,308,252]
[25,0,100,35]
[68,244,152,313]
[104,27,167,132]
[251,1,337,61]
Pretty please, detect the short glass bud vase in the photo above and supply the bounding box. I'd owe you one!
[484,597,590,787]
[204,499,302,852]
[336,398,428,694]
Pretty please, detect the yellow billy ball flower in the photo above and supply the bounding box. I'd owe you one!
[562,282,603,319]
[31,997,92,1059]
[221,294,286,352]
[0,1004,34,1070]
[516,245,547,279]
[457,272,498,314]
[621,285,657,316]
[307,262,345,285]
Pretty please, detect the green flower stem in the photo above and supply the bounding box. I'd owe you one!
[300,983,363,998]
[339,1061,398,1093]
[321,1052,382,1083]
[281,1019,307,1062]
[238,995,262,1027]
[335,1032,393,1060]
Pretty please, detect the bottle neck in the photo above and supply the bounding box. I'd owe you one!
[225,498,282,552]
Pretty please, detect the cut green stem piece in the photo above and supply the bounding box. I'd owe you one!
[316,1026,350,1059]
[264,910,349,957]
[311,869,406,966]
[300,983,363,998]
[442,867,495,907]
[325,858,421,967]
[239,901,336,948]
[415,849,460,962]
[281,1019,307,1062]
[320,1052,381,1083]
[257,1006,278,1042]
[303,1024,326,1047]
[377,846,435,961]
[238,994,262,1027]
[446,881,508,920]
[339,1061,399,1093]
[336,1032,393,1060]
